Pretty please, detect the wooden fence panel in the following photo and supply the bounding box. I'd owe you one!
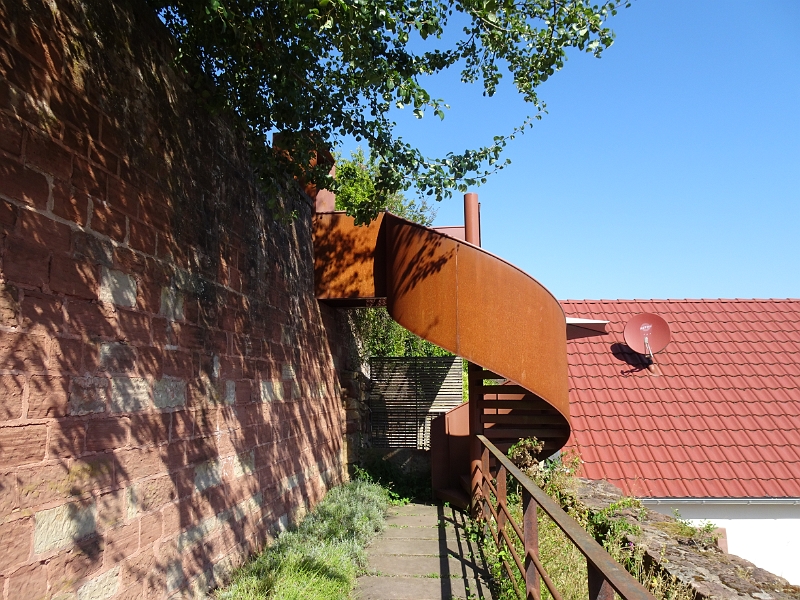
[368,357,463,449]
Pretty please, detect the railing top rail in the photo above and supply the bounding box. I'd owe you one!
[477,435,655,600]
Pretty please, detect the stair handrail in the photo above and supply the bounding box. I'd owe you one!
[476,434,655,600]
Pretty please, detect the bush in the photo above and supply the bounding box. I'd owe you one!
[477,438,695,600]
[354,449,433,504]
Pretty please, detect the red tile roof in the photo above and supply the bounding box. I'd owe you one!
[561,299,800,498]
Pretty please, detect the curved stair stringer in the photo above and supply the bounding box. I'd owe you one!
[382,214,570,430]
[312,211,571,507]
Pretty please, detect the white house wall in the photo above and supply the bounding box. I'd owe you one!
[643,500,800,585]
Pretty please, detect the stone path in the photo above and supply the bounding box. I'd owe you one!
[354,503,495,600]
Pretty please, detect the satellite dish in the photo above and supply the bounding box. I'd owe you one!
[623,313,671,362]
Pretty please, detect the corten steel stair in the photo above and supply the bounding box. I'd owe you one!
[313,195,571,511]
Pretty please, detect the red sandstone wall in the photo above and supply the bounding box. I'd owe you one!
[0,1,347,598]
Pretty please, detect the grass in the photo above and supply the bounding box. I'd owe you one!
[215,479,389,600]
[478,493,590,600]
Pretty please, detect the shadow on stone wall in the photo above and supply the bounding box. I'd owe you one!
[0,0,352,597]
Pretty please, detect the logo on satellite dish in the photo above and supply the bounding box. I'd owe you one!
[639,323,653,334]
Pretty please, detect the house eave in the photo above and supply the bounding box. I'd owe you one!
[642,497,800,506]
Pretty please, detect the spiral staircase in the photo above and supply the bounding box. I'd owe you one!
[313,200,596,510]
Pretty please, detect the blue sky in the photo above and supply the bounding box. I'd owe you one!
[341,0,800,300]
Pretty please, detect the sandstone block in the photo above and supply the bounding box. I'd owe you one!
[0,424,47,467]
[0,518,32,571]
[34,501,97,554]
[159,287,184,322]
[0,282,19,326]
[69,376,108,415]
[224,380,236,404]
[153,378,186,409]
[85,418,128,452]
[165,560,185,593]
[99,267,136,307]
[194,458,222,492]
[77,566,119,600]
[8,560,48,599]
[73,231,113,267]
[233,451,255,478]
[281,364,295,380]
[99,342,137,373]
[110,377,150,412]
[259,380,283,402]
[0,374,25,420]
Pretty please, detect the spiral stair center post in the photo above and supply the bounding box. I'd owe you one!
[464,192,485,518]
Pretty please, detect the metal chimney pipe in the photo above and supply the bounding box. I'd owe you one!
[464,192,480,246]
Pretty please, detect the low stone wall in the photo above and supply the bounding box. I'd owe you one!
[575,479,800,600]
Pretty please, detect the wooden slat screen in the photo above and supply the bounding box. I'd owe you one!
[368,356,463,449]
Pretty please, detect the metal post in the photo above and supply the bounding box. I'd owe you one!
[481,446,490,521]
[523,489,541,600]
[465,193,484,518]
[497,464,507,534]
[588,562,614,600]
[468,361,483,517]
[464,192,480,246]
[497,463,507,561]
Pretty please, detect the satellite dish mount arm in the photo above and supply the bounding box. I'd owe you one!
[644,335,654,364]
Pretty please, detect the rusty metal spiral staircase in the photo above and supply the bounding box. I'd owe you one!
[313,196,571,510]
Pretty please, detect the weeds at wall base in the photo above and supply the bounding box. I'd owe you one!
[214,479,390,600]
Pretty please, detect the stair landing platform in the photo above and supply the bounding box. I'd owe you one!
[354,503,494,600]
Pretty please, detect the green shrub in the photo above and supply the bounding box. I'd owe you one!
[354,450,433,504]
[476,438,695,600]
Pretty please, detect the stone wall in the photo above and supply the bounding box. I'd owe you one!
[576,479,800,600]
[318,308,371,470]
[0,1,349,598]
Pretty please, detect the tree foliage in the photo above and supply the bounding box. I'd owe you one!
[337,150,450,359]
[351,305,452,359]
[148,0,627,222]
[335,148,435,225]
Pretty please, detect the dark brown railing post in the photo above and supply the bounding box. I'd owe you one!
[588,562,615,600]
[497,464,507,534]
[481,445,491,521]
[523,488,541,600]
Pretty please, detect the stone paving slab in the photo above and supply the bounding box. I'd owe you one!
[385,514,441,527]
[367,553,486,578]
[370,534,484,562]
[354,576,449,600]
[369,537,443,555]
[382,524,441,539]
[388,504,440,517]
[355,575,493,600]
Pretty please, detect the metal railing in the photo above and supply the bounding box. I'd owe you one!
[475,435,655,600]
